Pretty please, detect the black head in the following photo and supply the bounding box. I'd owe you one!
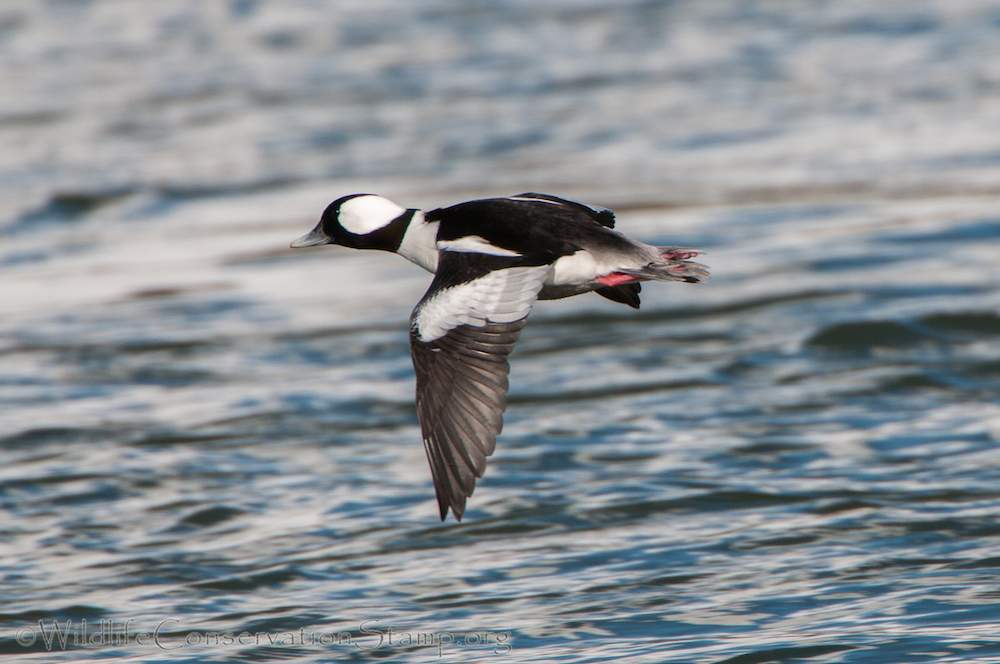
[291,194,416,252]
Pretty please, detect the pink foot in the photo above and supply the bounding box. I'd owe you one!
[596,272,637,287]
[661,250,700,261]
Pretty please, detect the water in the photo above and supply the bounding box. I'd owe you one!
[2,1,1000,662]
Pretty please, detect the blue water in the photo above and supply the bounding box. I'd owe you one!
[2,1,1000,662]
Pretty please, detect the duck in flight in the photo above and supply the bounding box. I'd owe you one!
[291,193,709,521]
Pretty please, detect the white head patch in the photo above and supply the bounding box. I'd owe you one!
[338,195,407,235]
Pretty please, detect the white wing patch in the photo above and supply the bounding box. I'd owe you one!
[437,236,522,257]
[507,194,613,218]
[506,196,562,206]
[415,266,550,342]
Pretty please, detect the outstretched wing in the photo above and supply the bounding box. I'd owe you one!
[410,253,550,520]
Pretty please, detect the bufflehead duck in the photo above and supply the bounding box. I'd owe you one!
[292,193,708,521]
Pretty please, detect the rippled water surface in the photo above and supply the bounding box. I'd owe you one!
[2,1,1000,662]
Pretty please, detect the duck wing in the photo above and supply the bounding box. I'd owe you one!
[409,252,550,520]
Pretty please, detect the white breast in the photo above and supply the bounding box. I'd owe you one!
[397,213,440,273]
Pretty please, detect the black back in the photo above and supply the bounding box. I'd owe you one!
[425,196,630,268]
[513,192,616,228]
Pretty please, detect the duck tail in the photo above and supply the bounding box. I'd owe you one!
[626,247,710,284]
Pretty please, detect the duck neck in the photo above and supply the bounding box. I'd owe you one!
[397,210,439,273]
